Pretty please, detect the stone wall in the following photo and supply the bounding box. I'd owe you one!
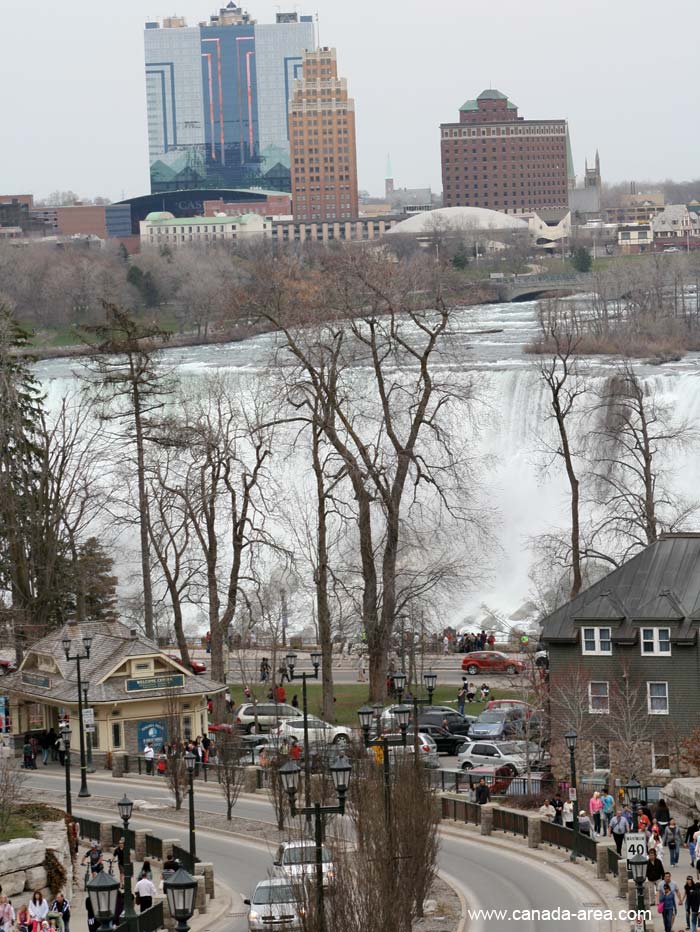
[0,821,73,904]
[660,778,700,830]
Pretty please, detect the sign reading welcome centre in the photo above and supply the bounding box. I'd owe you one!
[125,673,185,692]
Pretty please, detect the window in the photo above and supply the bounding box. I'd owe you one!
[641,628,671,655]
[647,682,669,714]
[582,627,612,655]
[112,723,122,748]
[183,716,192,741]
[592,741,610,771]
[652,740,670,772]
[588,681,609,713]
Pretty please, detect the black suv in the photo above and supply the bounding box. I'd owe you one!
[418,710,475,737]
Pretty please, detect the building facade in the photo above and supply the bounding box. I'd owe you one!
[144,4,314,194]
[140,210,270,247]
[440,89,569,214]
[271,215,396,244]
[288,47,359,222]
[541,534,700,779]
[203,191,291,216]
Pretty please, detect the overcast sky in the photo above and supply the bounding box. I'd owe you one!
[2,0,699,201]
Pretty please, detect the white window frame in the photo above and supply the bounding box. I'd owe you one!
[647,681,669,715]
[588,681,610,714]
[641,627,671,656]
[592,740,610,771]
[581,627,612,655]
[651,740,671,773]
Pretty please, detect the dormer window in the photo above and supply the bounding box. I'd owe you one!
[641,628,671,656]
[131,659,155,677]
[581,627,612,655]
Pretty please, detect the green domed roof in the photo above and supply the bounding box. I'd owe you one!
[145,211,175,221]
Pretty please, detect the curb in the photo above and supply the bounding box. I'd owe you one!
[437,868,469,932]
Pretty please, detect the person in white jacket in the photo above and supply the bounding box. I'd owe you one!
[0,895,15,932]
[134,875,157,913]
[29,891,49,927]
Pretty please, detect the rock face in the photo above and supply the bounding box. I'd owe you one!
[0,839,46,875]
[0,820,73,901]
[661,778,700,829]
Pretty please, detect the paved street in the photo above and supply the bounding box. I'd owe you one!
[24,767,610,932]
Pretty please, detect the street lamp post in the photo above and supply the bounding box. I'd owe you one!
[61,724,72,816]
[163,868,198,932]
[117,795,136,932]
[83,680,95,773]
[627,775,642,832]
[391,671,407,705]
[280,755,351,932]
[184,751,197,860]
[564,730,579,863]
[285,650,321,831]
[358,707,392,827]
[87,870,120,932]
[62,633,93,798]
[410,671,438,762]
[629,852,649,931]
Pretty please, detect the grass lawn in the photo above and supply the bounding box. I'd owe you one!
[228,682,521,727]
[0,813,37,843]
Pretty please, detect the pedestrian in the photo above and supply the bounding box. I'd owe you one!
[687,817,700,865]
[48,727,58,761]
[38,730,51,767]
[205,631,211,654]
[259,658,270,683]
[113,838,126,884]
[683,875,696,932]
[291,695,299,709]
[274,683,286,704]
[552,793,564,826]
[357,657,366,683]
[475,778,490,805]
[17,904,30,932]
[589,791,603,838]
[609,808,630,855]
[134,875,157,913]
[649,824,665,862]
[54,732,66,767]
[563,799,574,828]
[479,683,490,701]
[162,852,178,880]
[0,895,14,932]
[658,882,677,932]
[22,735,34,770]
[457,684,466,716]
[29,892,49,930]
[143,741,154,775]
[49,895,69,932]
[278,664,289,685]
[656,799,672,835]
[686,880,700,932]
[289,738,301,762]
[646,848,665,902]
[601,787,615,834]
[539,799,555,822]
[140,861,153,881]
[578,810,591,836]
[443,635,449,656]
[466,682,476,703]
[664,818,682,868]
[85,897,96,932]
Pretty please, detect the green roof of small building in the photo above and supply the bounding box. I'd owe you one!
[477,88,507,101]
[460,89,517,112]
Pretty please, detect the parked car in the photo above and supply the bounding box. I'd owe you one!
[273,841,335,885]
[233,702,303,734]
[274,716,353,747]
[417,710,475,737]
[244,879,301,932]
[167,654,207,675]
[467,710,525,741]
[457,740,548,774]
[485,699,535,716]
[461,651,524,675]
[370,732,440,769]
[415,723,469,755]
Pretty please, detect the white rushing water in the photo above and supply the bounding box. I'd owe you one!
[33,300,700,625]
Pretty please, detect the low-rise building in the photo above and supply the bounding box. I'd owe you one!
[140,211,271,248]
[271,215,398,244]
[618,222,653,254]
[203,192,292,218]
[1,620,225,761]
[651,204,700,249]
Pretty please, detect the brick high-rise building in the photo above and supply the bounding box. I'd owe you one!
[289,47,358,223]
[440,89,570,214]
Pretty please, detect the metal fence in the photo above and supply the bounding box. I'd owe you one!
[441,796,481,826]
[607,847,620,876]
[493,808,529,837]
[172,843,196,874]
[145,833,163,860]
[77,816,102,844]
[111,825,136,848]
[114,901,164,932]
[539,821,598,863]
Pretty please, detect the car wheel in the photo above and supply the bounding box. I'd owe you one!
[503,764,518,776]
[461,762,473,771]
[505,664,517,675]
[466,664,479,675]
[333,734,349,746]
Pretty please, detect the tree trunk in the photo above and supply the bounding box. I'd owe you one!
[311,424,335,722]
[133,388,154,639]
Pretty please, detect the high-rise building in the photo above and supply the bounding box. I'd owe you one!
[440,89,569,214]
[144,4,315,194]
[288,47,358,223]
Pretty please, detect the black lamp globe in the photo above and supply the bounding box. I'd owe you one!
[394,705,411,730]
[62,636,71,659]
[330,755,352,796]
[423,670,437,692]
[163,867,198,931]
[357,705,374,731]
[83,634,94,655]
[310,650,321,668]
[564,730,578,752]
[117,794,134,823]
[628,775,641,795]
[285,650,297,670]
[392,672,407,694]
[279,760,301,794]
[184,751,196,773]
[88,869,120,930]
[628,851,648,884]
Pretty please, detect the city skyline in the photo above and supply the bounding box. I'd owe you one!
[2,0,699,202]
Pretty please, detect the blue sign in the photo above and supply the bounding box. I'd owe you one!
[138,720,167,751]
[125,674,184,692]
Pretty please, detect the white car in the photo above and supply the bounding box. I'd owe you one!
[457,740,547,775]
[274,715,353,747]
[245,879,302,931]
[368,732,440,769]
[273,841,335,886]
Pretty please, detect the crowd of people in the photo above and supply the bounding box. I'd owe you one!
[0,890,70,932]
[443,630,496,654]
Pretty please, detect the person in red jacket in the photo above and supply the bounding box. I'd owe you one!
[275,684,286,703]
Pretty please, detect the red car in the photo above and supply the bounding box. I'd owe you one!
[461,652,524,675]
[168,655,207,675]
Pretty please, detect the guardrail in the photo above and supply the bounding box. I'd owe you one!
[77,816,102,843]
[441,795,482,826]
[172,842,197,874]
[146,833,163,860]
[114,901,163,932]
[540,819,598,863]
[112,824,136,848]
[493,807,528,837]
[607,847,621,876]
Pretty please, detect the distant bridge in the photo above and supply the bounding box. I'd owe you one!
[495,274,592,302]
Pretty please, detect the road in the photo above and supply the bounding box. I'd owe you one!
[24,768,607,932]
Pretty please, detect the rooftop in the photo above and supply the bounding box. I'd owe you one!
[143,212,264,226]
[461,89,517,112]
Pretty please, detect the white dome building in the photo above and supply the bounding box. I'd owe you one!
[385,206,528,236]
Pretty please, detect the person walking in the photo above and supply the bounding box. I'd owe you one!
[29,891,49,931]
[475,779,490,805]
[134,874,157,913]
[0,895,15,932]
[589,791,603,838]
[49,894,70,932]
[38,731,51,767]
[646,849,665,903]
[552,793,564,826]
[685,880,700,932]
[601,788,615,834]
[656,799,672,836]
[682,875,696,932]
[113,839,126,884]
[457,683,466,716]
[658,883,677,932]
[54,733,66,767]
[609,809,630,855]
[664,818,682,868]
[143,741,154,776]
[687,818,700,867]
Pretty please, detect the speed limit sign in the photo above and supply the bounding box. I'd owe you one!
[625,833,647,859]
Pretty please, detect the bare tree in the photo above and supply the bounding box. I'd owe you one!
[163,689,189,811]
[605,670,655,784]
[0,757,26,835]
[215,731,245,820]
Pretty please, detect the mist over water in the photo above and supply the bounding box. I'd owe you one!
[33,299,700,626]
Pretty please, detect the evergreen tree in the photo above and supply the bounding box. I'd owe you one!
[571,246,592,273]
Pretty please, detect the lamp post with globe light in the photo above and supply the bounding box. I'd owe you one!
[564,729,579,862]
[285,650,321,829]
[184,751,197,860]
[62,632,93,797]
[629,851,649,930]
[61,724,72,816]
[117,795,137,931]
[163,868,198,932]
[87,870,120,932]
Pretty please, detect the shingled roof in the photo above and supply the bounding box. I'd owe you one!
[3,620,226,704]
[541,534,700,645]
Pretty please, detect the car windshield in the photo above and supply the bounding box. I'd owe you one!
[477,712,506,723]
[283,846,331,865]
[253,884,296,905]
[498,742,530,754]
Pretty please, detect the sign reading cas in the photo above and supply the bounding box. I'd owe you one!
[126,674,185,693]
[625,833,647,860]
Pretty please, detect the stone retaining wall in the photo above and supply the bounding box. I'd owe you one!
[0,821,73,903]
